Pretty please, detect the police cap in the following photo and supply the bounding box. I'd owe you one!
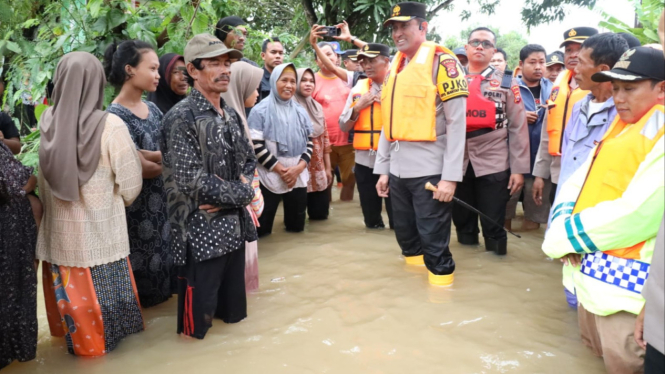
[592,46,665,83]
[453,47,467,57]
[343,49,358,61]
[546,51,565,67]
[383,2,427,26]
[356,43,391,60]
[560,27,598,48]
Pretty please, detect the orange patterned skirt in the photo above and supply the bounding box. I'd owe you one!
[42,258,144,356]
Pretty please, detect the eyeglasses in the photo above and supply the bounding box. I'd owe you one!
[468,40,495,49]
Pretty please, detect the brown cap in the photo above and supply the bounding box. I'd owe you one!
[184,33,243,65]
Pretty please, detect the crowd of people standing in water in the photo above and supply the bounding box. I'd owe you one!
[1,3,664,373]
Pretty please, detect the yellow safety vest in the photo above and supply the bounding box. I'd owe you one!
[350,79,382,151]
[573,105,665,260]
[546,70,588,155]
[381,41,457,142]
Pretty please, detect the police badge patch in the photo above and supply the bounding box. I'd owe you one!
[440,55,459,78]
[511,85,522,104]
[550,87,559,102]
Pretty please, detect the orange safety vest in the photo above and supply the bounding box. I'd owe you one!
[350,79,382,151]
[546,69,588,155]
[381,41,457,142]
[573,105,665,259]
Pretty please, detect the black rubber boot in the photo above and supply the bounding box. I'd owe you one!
[457,231,479,245]
[485,237,508,255]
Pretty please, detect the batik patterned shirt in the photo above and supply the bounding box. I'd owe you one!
[161,88,257,266]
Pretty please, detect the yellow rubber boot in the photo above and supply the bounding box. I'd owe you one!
[428,272,454,287]
[404,255,425,266]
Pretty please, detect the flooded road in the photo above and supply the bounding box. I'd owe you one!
[5,190,606,373]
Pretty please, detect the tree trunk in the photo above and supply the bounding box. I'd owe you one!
[300,0,317,27]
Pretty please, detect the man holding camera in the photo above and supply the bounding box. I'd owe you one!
[309,26,359,201]
[374,2,468,287]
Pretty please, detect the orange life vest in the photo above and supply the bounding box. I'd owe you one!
[546,70,588,155]
[465,73,497,132]
[350,79,382,151]
[381,41,458,142]
[573,105,665,259]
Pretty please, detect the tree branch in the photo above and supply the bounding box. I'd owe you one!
[300,0,317,27]
[427,0,455,19]
[183,0,202,40]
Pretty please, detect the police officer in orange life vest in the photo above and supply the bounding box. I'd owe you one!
[452,27,530,255]
[374,2,468,287]
[340,43,393,229]
[532,27,598,206]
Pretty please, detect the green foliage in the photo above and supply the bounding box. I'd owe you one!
[0,0,304,166]
[599,0,664,45]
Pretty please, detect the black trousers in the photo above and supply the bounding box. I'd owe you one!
[389,174,455,275]
[177,245,246,339]
[646,344,665,374]
[355,163,394,228]
[307,190,329,220]
[550,182,558,206]
[257,184,307,237]
[453,163,511,243]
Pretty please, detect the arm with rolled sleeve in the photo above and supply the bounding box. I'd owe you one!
[440,97,466,182]
[339,91,356,133]
[374,128,391,175]
[436,54,468,182]
[506,79,531,174]
[543,136,664,258]
[533,110,553,179]
[107,115,143,206]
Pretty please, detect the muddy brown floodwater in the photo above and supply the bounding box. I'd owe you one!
[5,190,607,374]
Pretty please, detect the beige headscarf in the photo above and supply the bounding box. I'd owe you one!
[221,61,263,141]
[295,68,325,138]
[39,52,108,202]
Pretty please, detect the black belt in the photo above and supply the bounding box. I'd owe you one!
[466,128,493,139]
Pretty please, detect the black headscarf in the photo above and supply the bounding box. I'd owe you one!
[147,53,186,114]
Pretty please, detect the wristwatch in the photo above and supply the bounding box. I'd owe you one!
[350,36,357,43]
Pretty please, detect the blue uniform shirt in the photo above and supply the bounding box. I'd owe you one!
[556,94,617,196]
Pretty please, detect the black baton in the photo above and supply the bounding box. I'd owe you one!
[452,196,522,239]
[424,182,521,239]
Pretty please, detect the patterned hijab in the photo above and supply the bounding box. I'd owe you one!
[39,52,108,202]
[248,63,312,157]
[295,68,325,138]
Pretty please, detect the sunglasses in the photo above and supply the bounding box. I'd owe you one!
[468,40,495,49]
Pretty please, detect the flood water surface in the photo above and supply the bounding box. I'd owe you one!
[6,194,606,374]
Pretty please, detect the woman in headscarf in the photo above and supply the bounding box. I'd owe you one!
[295,68,332,220]
[221,61,264,292]
[248,63,313,237]
[147,53,188,114]
[105,40,174,308]
[221,61,263,132]
[0,143,38,369]
[36,51,144,357]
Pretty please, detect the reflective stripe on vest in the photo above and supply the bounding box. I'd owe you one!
[465,72,499,132]
[351,79,382,151]
[546,70,589,155]
[572,105,665,259]
[581,251,650,294]
[381,42,455,142]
